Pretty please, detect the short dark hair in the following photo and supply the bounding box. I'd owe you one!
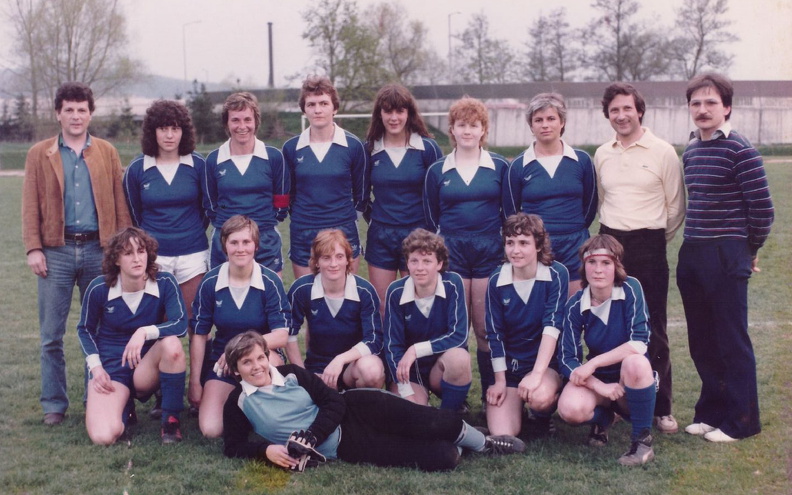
[577,234,628,288]
[220,215,260,256]
[141,100,197,157]
[103,227,159,287]
[225,331,269,381]
[502,213,554,266]
[54,82,95,113]
[601,83,646,123]
[365,84,431,145]
[299,76,339,113]
[526,92,567,136]
[402,228,449,272]
[686,72,733,120]
[222,92,261,134]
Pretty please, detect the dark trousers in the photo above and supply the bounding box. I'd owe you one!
[600,225,672,416]
[676,239,760,438]
[337,389,462,471]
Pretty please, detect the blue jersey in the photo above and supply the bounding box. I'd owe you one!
[192,262,291,361]
[283,125,368,228]
[558,277,650,379]
[382,272,468,381]
[123,153,209,257]
[288,273,382,372]
[485,261,568,371]
[505,142,597,235]
[423,150,509,235]
[367,133,442,227]
[203,139,289,230]
[77,272,187,358]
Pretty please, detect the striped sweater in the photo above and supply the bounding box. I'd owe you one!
[681,130,774,253]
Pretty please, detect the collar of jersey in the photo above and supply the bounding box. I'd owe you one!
[496,262,552,287]
[580,284,625,312]
[296,123,348,150]
[371,132,426,155]
[217,138,269,163]
[400,273,445,305]
[311,273,360,301]
[690,121,732,142]
[108,275,160,300]
[442,148,495,174]
[240,366,286,396]
[142,153,195,171]
[523,139,578,163]
[215,262,265,292]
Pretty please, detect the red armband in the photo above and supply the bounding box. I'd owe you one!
[273,194,290,208]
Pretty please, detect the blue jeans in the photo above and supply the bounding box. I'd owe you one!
[38,240,103,414]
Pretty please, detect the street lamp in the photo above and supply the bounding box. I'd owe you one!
[448,11,461,83]
[182,20,202,95]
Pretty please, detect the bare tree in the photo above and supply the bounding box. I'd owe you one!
[366,1,431,85]
[5,0,141,115]
[301,0,384,107]
[455,13,518,84]
[525,8,579,81]
[669,0,738,78]
[585,0,670,81]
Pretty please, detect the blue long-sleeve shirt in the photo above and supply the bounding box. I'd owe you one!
[485,261,568,372]
[123,153,209,256]
[288,273,382,372]
[505,141,597,235]
[382,272,468,381]
[423,149,509,236]
[203,139,289,230]
[192,262,291,361]
[367,133,442,227]
[283,125,368,228]
[558,276,649,380]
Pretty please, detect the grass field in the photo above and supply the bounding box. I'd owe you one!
[0,164,790,495]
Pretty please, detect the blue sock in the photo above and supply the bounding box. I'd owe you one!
[159,371,186,423]
[454,421,487,452]
[625,383,656,440]
[440,379,470,411]
[586,405,614,428]
[476,350,494,403]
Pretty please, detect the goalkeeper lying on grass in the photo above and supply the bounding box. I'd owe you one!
[222,331,525,472]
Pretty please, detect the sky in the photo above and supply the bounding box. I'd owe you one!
[2,0,791,89]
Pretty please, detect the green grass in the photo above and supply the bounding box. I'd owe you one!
[1,164,791,494]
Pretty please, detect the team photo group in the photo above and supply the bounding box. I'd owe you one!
[21,71,773,473]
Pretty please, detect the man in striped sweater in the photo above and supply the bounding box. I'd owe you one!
[677,73,774,443]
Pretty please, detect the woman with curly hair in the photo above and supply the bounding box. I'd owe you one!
[77,227,188,445]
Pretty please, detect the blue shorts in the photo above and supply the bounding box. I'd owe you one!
[210,225,283,272]
[95,341,155,390]
[289,220,361,267]
[549,229,589,282]
[444,232,502,279]
[365,222,423,271]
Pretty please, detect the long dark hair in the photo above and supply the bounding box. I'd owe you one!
[365,84,431,147]
[103,227,159,287]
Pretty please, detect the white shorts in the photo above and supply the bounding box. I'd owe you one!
[156,249,209,284]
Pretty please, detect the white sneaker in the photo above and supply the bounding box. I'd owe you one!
[704,428,738,443]
[684,422,715,436]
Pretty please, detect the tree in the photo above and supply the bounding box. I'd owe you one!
[525,8,579,81]
[5,0,142,120]
[455,13,518,84]
[11,93,34,141]
[365,1,431,85]
[301,0,384,107]
[187,82,222,144]
[668,0,738,78]
[585,0,670,81]
[104,99,138,141]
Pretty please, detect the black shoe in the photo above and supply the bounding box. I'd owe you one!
[43,412,65,425]
[588,423,609,447]
[484,435,526,455]
[149,389,163,420]
[127,403,138,426]
[618,429,655,466]
[161,416,182,444]
[188,404,199,418]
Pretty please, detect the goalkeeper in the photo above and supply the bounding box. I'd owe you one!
[222,331,524,472]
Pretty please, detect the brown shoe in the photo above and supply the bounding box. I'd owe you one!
[654,415,679,434]
[43,412,65,425]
